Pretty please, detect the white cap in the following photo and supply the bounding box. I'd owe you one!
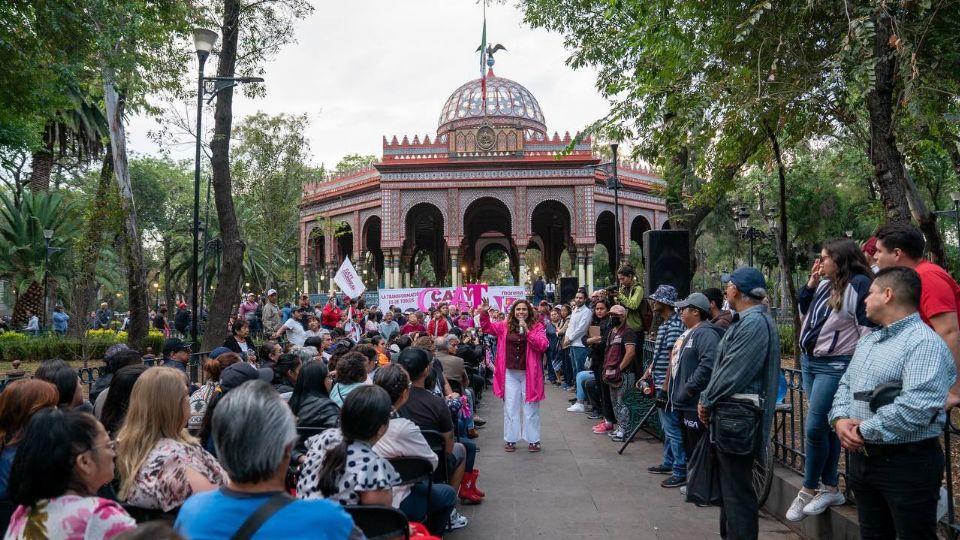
[267,289,277,296]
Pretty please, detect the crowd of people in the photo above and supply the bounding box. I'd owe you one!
[0,222,957,539]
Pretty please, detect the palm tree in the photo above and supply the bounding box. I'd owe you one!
[29,86,108,193]
[0,192,81,326]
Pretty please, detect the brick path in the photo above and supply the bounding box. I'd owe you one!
[455,383,799,540]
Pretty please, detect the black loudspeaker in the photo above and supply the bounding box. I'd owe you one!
[643,230,691,300]
[559,277,579,304]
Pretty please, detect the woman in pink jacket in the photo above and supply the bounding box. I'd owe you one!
[479,299,549,453]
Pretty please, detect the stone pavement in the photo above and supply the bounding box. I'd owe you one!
[455,383,799,540]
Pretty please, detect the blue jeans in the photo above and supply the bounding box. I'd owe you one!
[559,348,572,388]
[658,409,686,478]
[570,346,589,375]
[800,353,850,490]
[546,348,558,382]
[575,371,594,401]
[399,481,456,536]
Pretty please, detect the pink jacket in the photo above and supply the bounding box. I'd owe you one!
[480,312,549,403]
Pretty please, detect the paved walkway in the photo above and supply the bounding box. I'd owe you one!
[456,384,799,540]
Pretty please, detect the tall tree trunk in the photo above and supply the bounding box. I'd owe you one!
[102,69,150,348]
[764,120,800,367]
[68,150,114,339]
[28,131,54,193]
[203,0,245,351]
[866,10,946,264]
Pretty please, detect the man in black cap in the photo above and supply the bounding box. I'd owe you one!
[698,268,780,539]
[162,338,192,373]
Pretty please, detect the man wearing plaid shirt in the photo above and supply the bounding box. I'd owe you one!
[830,266,955,539]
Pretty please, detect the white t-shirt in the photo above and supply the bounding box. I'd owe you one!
[283,318,307,347]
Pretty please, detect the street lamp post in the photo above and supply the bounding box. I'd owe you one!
[609,144,621,277]
[733,206,774,267]
[190,28,262,347]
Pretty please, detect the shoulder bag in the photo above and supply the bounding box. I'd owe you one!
[230,491,294,540]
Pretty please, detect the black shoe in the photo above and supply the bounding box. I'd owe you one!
[661,476,687,488]
[586,411,602,420]
[647,464,672,475]
[568,398,577,404]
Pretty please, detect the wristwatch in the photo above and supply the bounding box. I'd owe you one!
[830,416,848,430]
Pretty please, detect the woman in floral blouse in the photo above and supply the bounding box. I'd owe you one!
[116,368,227,512]
[297,385,400,506]
[5,409,135,539]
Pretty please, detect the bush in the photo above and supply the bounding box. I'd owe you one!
[778,323,796,357]
[0,329,167,363]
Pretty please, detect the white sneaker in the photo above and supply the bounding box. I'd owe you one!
[449,509,468,529]
[786,492,814,522]
[608,429,624,439]
[803,489,845,515]
[566,402,586,413]
[680,485,688,496]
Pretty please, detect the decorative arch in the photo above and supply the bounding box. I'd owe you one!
[595,210,618,275]
[630,215,652,267]
[530,199,573,281]
[400,191,449,239]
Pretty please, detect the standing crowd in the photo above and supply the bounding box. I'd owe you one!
[0,222,957,539]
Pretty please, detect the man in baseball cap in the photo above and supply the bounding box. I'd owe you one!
[262,289,281,335]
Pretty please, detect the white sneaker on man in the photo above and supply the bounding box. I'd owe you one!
[566,402,586,413]
[785,491,814,521]
[449,509,468,530]
[803,489,845,515]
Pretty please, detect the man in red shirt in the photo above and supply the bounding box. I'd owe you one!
[320,296,341,330]
[875,223,960,408]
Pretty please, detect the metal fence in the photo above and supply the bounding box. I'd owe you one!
[773,366,960,538]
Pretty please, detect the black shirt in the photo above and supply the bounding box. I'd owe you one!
[399,387,454,434]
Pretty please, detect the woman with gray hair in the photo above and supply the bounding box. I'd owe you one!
[174,381,355,539]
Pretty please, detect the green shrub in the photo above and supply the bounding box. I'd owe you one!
[0,329,167,363]
[778,323,796,357]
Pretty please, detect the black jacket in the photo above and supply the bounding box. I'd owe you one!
[174,309,191,332]
[667,322,724,413]
[292,393,339,458]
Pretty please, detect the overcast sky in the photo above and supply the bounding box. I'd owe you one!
[126,1,612,170]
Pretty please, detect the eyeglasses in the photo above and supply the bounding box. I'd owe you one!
[88,439,118,453]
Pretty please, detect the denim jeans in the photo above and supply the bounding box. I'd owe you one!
[657,408,686,478]
[559,347,572,388]
[800,353,851,490]
[575,371,593,401]
[546,349,558,382]
[399,481,457,536]
[570,346,589,375]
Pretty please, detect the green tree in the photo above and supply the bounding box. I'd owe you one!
[334,154,378,176]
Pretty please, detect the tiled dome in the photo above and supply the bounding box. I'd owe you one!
[437,73,547,139]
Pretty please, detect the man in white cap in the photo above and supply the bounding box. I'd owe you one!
[262,289,281,335]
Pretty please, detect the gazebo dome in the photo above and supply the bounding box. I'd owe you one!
[437,72,547,140]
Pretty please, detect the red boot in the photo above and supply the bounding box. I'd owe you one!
[458,470,484,504]
[470,469,486,497]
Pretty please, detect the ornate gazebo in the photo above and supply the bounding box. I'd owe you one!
[299,68,669,292]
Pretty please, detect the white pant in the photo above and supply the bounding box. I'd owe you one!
[504,369,541,443]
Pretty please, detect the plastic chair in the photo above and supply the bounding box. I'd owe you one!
[418,429,449,484]
[343,505,410,540]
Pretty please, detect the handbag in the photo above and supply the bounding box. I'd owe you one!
[604,366,623,387]
[685,435,721,506]
[711,398,763,456]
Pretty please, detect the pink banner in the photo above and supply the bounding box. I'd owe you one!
[377,284,526,313]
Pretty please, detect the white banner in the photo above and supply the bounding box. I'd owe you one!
[378,284,526,313]
[334,257,366,299]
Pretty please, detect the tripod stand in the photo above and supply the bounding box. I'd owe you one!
[617,400,663,455]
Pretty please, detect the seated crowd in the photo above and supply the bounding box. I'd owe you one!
[0,296,497,539]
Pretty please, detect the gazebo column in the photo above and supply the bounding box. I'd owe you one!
[449,247,460,288]
[586,247,595,293]
[576,252,586,288]
[517,248,527,288]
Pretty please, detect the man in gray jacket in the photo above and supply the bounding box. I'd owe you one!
[698,268,780,540]
[262,289,282,335]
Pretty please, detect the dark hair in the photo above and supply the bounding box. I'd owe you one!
[335,352,368,385]
[822,238,874,310]
[289,361,330,415]
[231,319,248,336]
[617,264,636,277]
[507,299,537,334]
[9,409,101,506]
[276,354,302,384]
[101,364,149,435]
[373,364,410,405]
[370,335,385,347]
[702,288,724,310]
[875,223,925,259]
[258,341,280,362]
[106,350,142,375]
[354,344,377,365]
[560,304,571,318]
[203,352,241,382]
[330,328,346,339]
[593,299,610,310]
[0,379,59,448]
[34,359,78,408]
[873,266,922,309]
[316,386,391,497]
[391,335,412,351]
[397,347,431,380]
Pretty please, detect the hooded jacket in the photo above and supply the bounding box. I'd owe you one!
[667,321,724,413]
